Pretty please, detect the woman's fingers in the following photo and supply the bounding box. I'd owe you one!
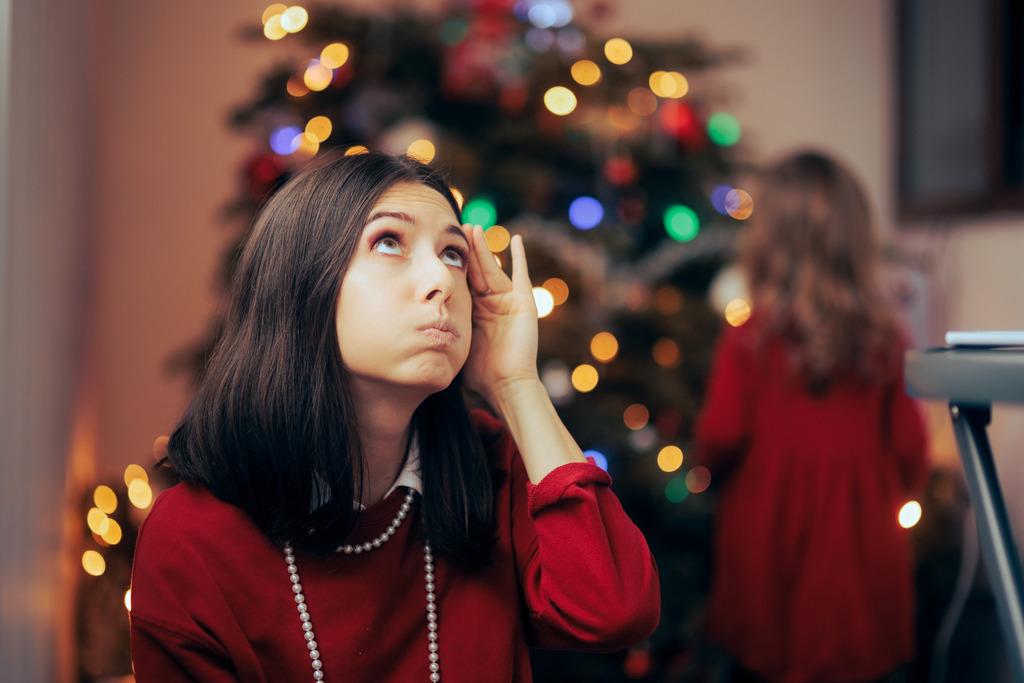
[461,223,488,294]
[509,234,532,294]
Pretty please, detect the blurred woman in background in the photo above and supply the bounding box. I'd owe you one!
[695,150,929,683]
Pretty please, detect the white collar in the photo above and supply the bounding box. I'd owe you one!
[311,435,423,511]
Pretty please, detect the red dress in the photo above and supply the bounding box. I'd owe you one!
[129,409,660,682]
[694,320,929,683]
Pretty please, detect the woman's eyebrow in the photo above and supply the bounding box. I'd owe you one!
[365,210,468,246]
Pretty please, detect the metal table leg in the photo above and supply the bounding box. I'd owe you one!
[950,403,1024,681]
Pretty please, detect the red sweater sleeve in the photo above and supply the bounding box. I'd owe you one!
[130,615,239,682]
[694,324,754,467]
[503,430,661,651]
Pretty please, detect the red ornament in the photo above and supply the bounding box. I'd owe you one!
[604,155,637,185]
[658,101,704,149]
[623,647,652,679]
[245,152,286,201]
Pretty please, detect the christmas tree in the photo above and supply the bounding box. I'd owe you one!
[166,1,755,679]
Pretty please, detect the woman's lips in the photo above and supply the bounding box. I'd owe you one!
[417,321,460,347]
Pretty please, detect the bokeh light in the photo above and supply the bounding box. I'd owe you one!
[124,464,148,486]
[406,138,436,164]
[725,188,753,220]
[320,42,350,69]
[305,116,332,143]
[627,87,658,117]
[583,449,608,472]
[648,71,688,99]
[303,60,333,92]
[128,479,153,509]
[263,14,287,40]
[724,298,752,327]
[101,519,123,545]
[462,197,497,229]
[653,286,684,315]
[604,38,633,65]
[710,184,732,214]
[293,131,319,158]
[652,338,681,368]
[623,404,650,430]
[569,196,603,230]
[93,485,117,514]
[899,500,923,528]
[533,287,555,318]
[280,6,309,33]
[590,331,619,362]
[707,112,741,146]
[543,86,578,116]
[542,277,569,305]
[571,59,601,86]
[657,445,684,472]
[571,364,599,392]
[665,476,689,503]
[270,125,301,155]
[286,76,309,97]
[262,3,287,24]
[345,145,369,156]
[87,507,110,535]
[686,466,711,493]
[82,551,106,577]
[664,204,700,242]
[485,225,511,252]
[124,589,132,612]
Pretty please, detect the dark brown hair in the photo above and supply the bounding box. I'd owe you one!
[740,150,900,391]
[165,152,496,562]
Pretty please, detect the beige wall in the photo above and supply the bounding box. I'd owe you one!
[84,0,1024,528]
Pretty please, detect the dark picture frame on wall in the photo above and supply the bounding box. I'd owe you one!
[896,0,1024,220]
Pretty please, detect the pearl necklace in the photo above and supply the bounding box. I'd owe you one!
[283,490,441,682]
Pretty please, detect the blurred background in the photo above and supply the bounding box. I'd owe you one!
[3,0,1024,681]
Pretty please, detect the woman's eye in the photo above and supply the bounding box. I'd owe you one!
[442,248,466,268]
[373,236,403,255]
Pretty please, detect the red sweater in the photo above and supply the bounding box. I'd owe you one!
[694,321,929,683]
[129,410,660,682]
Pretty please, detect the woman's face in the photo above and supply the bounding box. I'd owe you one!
[336,181,472,394]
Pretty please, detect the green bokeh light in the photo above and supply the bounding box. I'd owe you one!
[663,204,700,242]
[461,197,497,229]
[665,475,689,503]
[707,112,741,146]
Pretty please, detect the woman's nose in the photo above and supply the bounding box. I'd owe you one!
[416,251,454,303]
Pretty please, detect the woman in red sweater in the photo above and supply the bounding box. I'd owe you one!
[694,151,929,683]
[130,152,660,681]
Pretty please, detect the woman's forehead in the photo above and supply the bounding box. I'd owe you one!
[371,182,456,217]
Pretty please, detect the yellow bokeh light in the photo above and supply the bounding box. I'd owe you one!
[407,139,437,164]
[570,59,601,86]
[124,463,148,486]
[542,277,569,305]
[293,131,320,158]
[82,550,106,577]
[450,186,465,209]
[652,338,681,368]
[280,5,309,33]
[485,225,511,252]
[320,42,350,69]
[93,485,117,514]
[124,589,132,612]
[649,70,688,99]
[129,479,153,509]
[590,331,619,363]
[653,286,683,315]
[286,76,309,98]
[571,364,599,392]
[726,189,754,220]
[898,500,922,529]
[305,115,332,143]
[262,4,287,24]
[345,145,369,156]
[304,61,333,92]
[627,87,658,117]
[657,445,684,472]
[623,403,650,430]
[263,14,287,40]
[724,298,752,327]
[101,519,123,545]
[604,38,633,65]
[87,507,110,535]
[533,287,555,318]
[543,86,577,116]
